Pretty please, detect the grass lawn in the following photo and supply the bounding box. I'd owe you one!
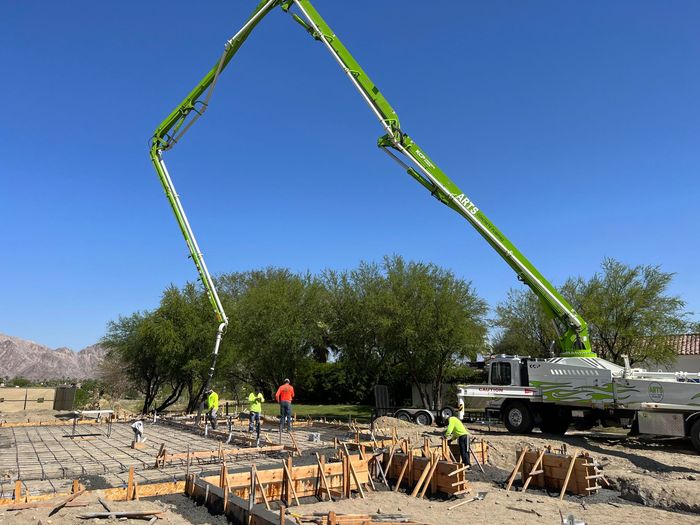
[260,403,372,420]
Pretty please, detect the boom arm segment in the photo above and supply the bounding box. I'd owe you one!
[149,0,278,394]
[288,0,592,356]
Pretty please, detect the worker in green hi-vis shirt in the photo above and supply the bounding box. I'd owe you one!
[444,404,470,466]
[248,390,264,433]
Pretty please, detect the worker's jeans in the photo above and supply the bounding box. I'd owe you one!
[458,435,470,465]
[249,411,261,433]
[279,401,292,432]
[208,408,218,430]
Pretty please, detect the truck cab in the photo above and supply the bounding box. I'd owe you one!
[488,355,529,387]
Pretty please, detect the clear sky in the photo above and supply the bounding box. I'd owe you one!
[1,1,698,350]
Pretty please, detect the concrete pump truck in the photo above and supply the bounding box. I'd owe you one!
[149,1,700,450]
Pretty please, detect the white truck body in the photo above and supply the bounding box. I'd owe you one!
[456,355,700,449]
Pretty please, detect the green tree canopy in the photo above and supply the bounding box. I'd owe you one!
[325,256,488,409]
[494,258,690,366]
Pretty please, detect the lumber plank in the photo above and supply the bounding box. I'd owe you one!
[521,449,545,493]
[506,448,527,492]
[409,461,432,497]
[48,489,85,517]
[559,449,579,500]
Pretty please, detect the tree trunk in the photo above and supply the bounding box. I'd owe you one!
[155,382,185,413]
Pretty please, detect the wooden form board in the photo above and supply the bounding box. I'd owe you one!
[198,455,371,503]
[517,448,599,496]
[188,476,298,525]
[0,480,186,506]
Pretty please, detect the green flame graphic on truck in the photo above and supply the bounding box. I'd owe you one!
[530,381,639,402]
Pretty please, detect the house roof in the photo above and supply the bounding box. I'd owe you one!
[669,333,700,356]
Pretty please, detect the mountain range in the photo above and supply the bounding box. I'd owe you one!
[0,333,106,381]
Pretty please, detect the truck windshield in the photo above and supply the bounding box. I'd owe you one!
[491,362,512,386]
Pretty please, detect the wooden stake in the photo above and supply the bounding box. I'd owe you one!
[127,466,135,500]
[48,489,85,517]
[254,467,271,510]
[522,449,546,493]
[559,449,579,500]
[419,455,440,498]
[279,504,286,525]
[315,453,333,502]
[72,479,80,494]
[13,480,22,502]
[98,497,115,519]
[448,465,470,477]
[348,458,365,498]
[410,461,432,497]
[289,431,300,455]
[282,460,300,506]
[385,443,397,472]
[393,458,408,492]
[505,449,527,492]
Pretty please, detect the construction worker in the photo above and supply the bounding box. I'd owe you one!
[131,418,145,443]
[444,405,470,466]
[275,378,294,432]
[248,390,264,433]
[205,387,219,430]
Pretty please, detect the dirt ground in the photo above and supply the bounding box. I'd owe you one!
[2,414,700,524]
[0,493,230,524]
[371,417,700,523]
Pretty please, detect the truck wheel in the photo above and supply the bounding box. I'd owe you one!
[414,411,433,426]
[690,419,700,453]
[503,401,534,434]
[395,410,412,423]
[440,406,455,420]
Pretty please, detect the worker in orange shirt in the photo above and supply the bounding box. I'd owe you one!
[275,378,295,432]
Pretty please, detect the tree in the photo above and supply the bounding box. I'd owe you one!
[324,256,488,409]
[382,256,488,409]
[225,268,328,396]
[322,262,395,403]
[494,258,690,366]
[102,311,173,414]
[493,289,556,357]
[564,258,689,366]
[155,283,217,413]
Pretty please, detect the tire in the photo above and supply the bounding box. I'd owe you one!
[413,411,433,426]
[502,401,534,434]
[539,407,571,436]
[395,410,412,423]
[440,406,455,420]
[689,418,700,453]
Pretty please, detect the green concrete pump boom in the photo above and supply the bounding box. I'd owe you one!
[150,0,593,397]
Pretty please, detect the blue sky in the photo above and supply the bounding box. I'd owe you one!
[1,1,698,350]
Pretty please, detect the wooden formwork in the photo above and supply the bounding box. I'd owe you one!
[197,454,371,504]
[344,436,488,466]
[513,447,603,497]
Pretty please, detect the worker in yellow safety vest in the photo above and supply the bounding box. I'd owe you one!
[205,388,219,430]
[444,404,470,466]
[248,390,264,433]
